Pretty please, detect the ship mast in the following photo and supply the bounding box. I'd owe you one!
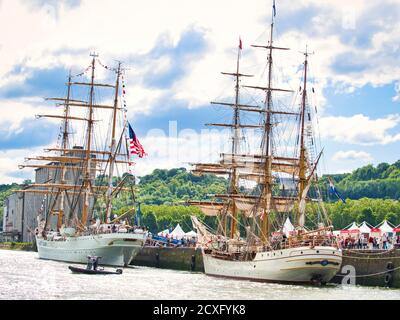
[297,48,310,229]
[228,43,242,239]
[57,71,72,229]
[105,62,122,223]
[244,12,291,243]
[208,41,254,238]
[188,40,256,238]
[81,53,97,226]
[259,21,274,243]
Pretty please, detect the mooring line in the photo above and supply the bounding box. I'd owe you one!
[335,265,400,278]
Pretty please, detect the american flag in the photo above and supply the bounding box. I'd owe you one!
[128,122,146,158]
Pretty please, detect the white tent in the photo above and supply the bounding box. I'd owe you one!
[185,230,197,238]
[359,221,371,234]
[282,217,295,236]
[347,222,359,231]
[157,229,170,237]
[378,220,394,234]
[170,224,186,239]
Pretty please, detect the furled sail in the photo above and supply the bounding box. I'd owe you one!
[298,150,323,227]
[214,194,296,216]
[188,201,225,216]
[234,198,263,217]
[221,154,299,176]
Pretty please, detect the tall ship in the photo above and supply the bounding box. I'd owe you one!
[190,5,342,284]
[18,54,147,267]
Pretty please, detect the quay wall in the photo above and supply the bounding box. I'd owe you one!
[331,249,400,288]
[131,246,204,272]
[0,242,36,251]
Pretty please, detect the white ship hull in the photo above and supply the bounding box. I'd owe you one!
[202,246,342,284]
[36,232,147,267]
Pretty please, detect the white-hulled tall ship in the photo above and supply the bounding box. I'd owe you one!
[190,4,342,285]
[18,54,147,267]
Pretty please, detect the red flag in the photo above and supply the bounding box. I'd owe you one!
[239,37,242,50]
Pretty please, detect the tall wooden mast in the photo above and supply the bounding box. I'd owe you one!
[81,53,97,226]
[244,10,292,243]
[208,42,254,237]
[57,71,72,229]
[259,21,275,243]
[297,49,309,228]
[105,62,122,222]
[228,43,242,239]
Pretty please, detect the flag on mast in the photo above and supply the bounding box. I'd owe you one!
[239,37,242,50]
[127,122,146,158]
[327,177,345,203]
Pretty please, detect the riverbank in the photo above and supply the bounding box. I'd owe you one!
[0,242,36,251]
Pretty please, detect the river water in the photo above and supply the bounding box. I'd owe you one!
[1,250,400,300]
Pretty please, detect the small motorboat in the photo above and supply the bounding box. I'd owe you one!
[68,266,123,275]
[68,255,123,275]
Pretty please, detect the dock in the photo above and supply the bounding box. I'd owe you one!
[131,246,204,272]
[331,249,400,288]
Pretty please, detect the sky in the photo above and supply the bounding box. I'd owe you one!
[0,0,399,183]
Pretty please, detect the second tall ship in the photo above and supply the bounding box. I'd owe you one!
[190,8,342,284]
[18,54,147,267]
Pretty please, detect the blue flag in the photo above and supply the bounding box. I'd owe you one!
[328,177,346,203]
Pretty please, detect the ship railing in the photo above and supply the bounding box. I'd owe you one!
[271,237,338,250]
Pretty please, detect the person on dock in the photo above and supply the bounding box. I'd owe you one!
[382,234,388,250]
[357,237,362,249]
[361,236,367,249]
[368,236,374,249]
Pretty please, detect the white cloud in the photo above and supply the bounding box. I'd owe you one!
[320,114,400,145]
[1,0,400,181]
[332,150,373,162]
[0,147,48,184]
[0,97,59,130]
[0,0,398,116]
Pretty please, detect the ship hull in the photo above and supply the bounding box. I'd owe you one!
[36,232,146,267]
[202,246,342,285]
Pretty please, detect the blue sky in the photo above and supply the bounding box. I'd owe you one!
[0,0,399,183]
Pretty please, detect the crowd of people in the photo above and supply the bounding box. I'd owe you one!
[337,233,400,250]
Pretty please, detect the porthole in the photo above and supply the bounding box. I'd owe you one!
[316,250,319,253]
[301,251,303,254]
